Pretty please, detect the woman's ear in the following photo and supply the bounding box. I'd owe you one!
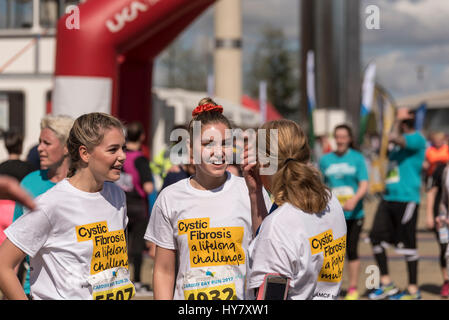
[63,145,69,157]
[78,145,90,163]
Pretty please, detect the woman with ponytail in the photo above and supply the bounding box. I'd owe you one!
[145,97,271,300]
[244,119,347,300]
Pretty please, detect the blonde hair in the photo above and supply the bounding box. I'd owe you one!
[260,119,330,214]
[40,115,74,145]
[67,112,124,177]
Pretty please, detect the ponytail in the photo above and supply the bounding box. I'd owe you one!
[260,120,330,214]
[271,160,330,213]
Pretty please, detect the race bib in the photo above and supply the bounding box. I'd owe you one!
[385,161,400,184]
[182,266,238,300]
[88,267,135,300]
[332,186,354,206]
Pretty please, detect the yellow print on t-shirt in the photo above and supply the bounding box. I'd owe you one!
[76,221,129,275]
[178,218,245,268]
[309,229,346,283]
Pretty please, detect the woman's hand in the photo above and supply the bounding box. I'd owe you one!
[342,197,358,212]
[241,138,262,195]
[436,215,449,230]
[242,163,263,195]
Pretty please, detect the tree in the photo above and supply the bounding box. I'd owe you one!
[246,25,298,117]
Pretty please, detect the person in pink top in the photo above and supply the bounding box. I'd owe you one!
[0,200,15,245]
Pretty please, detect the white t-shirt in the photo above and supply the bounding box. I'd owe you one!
[145,172,272,300]
[246,194,347,300]
[5,179,130,300]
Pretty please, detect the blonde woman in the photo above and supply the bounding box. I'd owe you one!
[11,115,74,298]
[244,119,347,300]
[0,113,133,300]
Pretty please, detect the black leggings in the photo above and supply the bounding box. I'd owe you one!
[369,200,419,285]
[346,218,364,261]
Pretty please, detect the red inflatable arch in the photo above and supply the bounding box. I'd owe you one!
[52,0,215,148]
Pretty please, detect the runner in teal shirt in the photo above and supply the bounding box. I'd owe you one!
[384,131,426,203]
[320,148,368,220]
[368,115,426,300]
[13,170,56,296]
[319,124,369,300]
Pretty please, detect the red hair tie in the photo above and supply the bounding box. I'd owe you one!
[192,103,223,117]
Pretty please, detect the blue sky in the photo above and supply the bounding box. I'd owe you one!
[154,0,449,101]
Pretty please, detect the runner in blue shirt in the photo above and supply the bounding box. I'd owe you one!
[320,124,368,300]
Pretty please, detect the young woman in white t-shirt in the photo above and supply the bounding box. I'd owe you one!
[145,97,270,300]
[243,119,347,300]
[0,112,133,300]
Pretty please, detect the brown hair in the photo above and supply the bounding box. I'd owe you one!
[126,121,144,142]
[67,112,124,177]
[4,131,23,155]
[260,119,331,213]
[334,124,356,150]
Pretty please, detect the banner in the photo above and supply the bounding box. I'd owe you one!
[414,102,427,131]
[306,50,316,149]
[377,90,396,193]
[359,62,376,145]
